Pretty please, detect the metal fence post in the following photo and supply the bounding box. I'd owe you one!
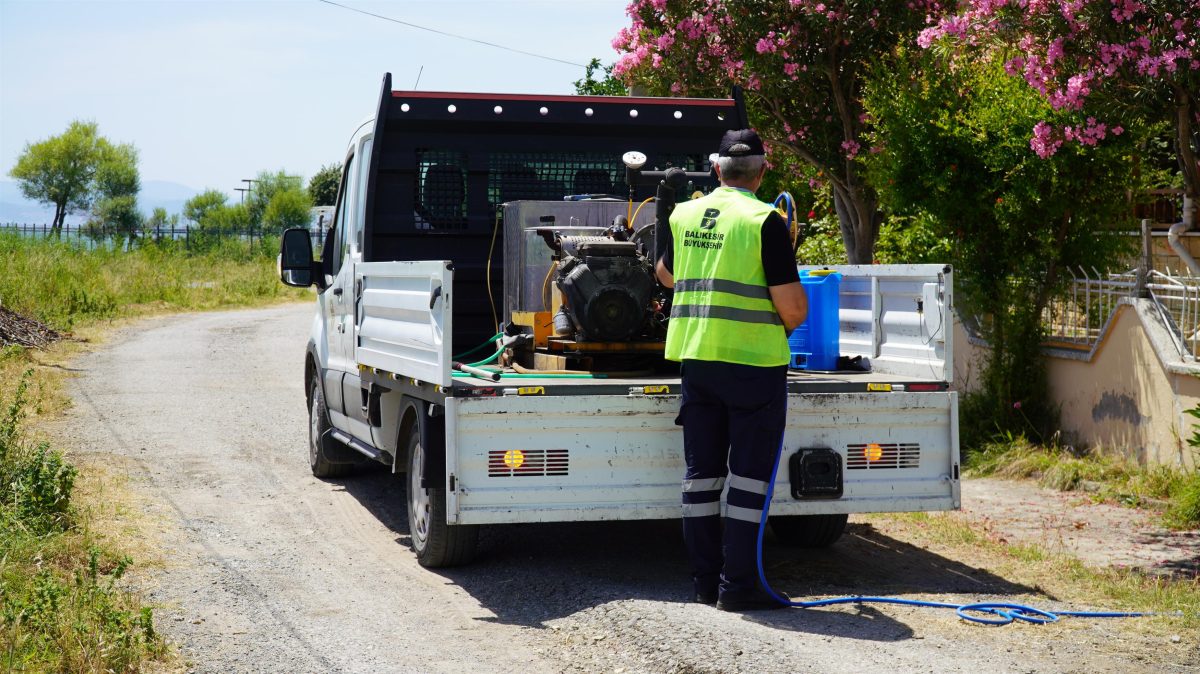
[1135,218,1151,298]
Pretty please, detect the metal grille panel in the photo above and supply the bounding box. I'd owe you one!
[488,449,569,477]
[488,152,708,205]
[415,150,468,230]
[845,443,920,470]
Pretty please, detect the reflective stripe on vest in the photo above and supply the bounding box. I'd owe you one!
[664,187,789,366]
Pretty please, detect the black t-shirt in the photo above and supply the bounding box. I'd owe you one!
[660,209,800,287]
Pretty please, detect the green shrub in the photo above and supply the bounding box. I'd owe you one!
[1165,475,1200,530]
[0,372,76,535]
[796,215,849,266]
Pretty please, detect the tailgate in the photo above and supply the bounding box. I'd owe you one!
[446,390,959,525]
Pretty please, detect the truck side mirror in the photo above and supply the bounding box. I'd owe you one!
[279,228,317,287]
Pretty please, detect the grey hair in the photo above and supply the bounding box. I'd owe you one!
[715,155,765,182]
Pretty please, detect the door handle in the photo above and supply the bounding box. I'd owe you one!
[429,286,442,310]
[332,287,343,296]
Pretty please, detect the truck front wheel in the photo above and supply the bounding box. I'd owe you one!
[308,376,359,478]
[769,514,848,548]
[406,429,478,567]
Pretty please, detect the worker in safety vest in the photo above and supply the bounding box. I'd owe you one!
[655,129,808,611]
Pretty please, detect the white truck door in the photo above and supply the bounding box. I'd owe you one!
[323,153,358,432]
[356,260,454,389]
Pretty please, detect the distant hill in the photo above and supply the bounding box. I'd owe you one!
[0,179,201,224]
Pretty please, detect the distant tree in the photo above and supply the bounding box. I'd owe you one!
[573,58,627,96]
[89,143,141,244]
[144,207,179,240]
[8,121,121,233]
[308,163,342,207]
[183,189,229,225]
[262,187,313,233]
[246,170,304,234]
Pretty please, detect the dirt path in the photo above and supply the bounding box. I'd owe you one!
[49,304,1195,673]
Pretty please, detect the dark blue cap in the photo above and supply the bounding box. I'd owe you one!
[718,129,765,157]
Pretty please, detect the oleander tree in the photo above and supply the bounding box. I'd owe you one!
[919,0,1200,222]
[612,0,946,263]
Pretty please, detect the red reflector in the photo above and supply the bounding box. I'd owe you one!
[905,383,944,392]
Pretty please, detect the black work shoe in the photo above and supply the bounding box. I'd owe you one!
[716,588,789,612]
[694,589,718,605]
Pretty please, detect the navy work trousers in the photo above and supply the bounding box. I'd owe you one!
[677,359,787,596]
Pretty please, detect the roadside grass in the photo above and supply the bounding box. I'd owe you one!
[0,371,166,671]
[868,511,1200,632]
[0,234,305,671]
[0,231,308,331]
[964,433,1200,529]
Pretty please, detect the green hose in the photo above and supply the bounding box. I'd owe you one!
[453,332,503,360]
[464,347,504,368]
[452,372,604,379]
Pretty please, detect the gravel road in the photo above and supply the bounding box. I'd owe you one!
[51,304,1193,673]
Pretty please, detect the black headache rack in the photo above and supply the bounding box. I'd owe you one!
[361,72,747,348]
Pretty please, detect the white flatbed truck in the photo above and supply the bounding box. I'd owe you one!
[279,74,959,567]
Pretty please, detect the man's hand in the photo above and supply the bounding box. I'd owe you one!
[769,281,807,331]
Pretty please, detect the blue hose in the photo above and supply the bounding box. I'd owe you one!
[753,435,1154,626]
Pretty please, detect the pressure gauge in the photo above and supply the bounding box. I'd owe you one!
[622,150,647,170]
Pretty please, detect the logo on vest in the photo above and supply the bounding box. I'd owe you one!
[699,208,720,230]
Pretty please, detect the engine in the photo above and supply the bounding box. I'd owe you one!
[552,236,657,342]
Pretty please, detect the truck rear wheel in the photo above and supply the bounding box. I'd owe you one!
[769,514,848,548]
[308,376,359,478]
[406,429,478,567]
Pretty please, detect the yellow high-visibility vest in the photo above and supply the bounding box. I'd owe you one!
[664,187,789,366]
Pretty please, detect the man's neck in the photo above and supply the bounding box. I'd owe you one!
[720,181,757,194]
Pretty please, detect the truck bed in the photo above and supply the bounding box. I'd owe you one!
[449,368,949,395]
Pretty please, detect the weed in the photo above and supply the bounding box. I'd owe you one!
[966,433,1200,529]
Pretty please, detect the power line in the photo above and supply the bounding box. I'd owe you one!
[316,0,587,69]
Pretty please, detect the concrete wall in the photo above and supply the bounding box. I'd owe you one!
[952,303,1200,468]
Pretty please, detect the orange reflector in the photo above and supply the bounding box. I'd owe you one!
[503,449,525,469]
[864,443,884,462]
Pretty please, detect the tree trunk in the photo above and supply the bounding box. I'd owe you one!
[51,202,65,237]
[1176,92,1199,224]
[831,184,881,264]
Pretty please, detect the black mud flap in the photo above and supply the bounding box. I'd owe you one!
[789,447,843,500]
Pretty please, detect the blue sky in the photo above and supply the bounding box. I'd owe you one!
[0,0,630,199]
